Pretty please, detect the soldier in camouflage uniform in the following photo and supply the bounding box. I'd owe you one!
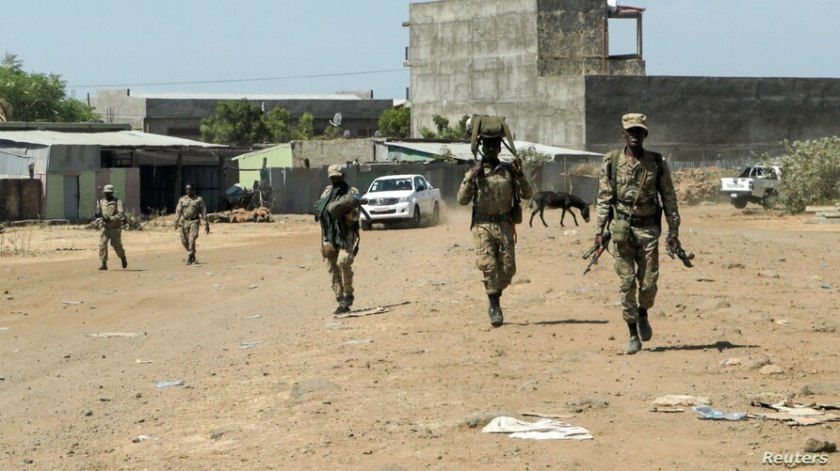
[175,183,210,265]
[457,137,533,327]
[315,164,367,314]
[97,184,127,270]
[594,113,681,354]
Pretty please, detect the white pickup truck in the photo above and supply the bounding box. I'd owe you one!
[720,165,782,209]
[360,174,441,230]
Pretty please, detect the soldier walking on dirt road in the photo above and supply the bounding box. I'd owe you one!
[97,184,127,271]
[175,183,210,265]
[594,113,682,354]
[457,116,533,327]
[314,164,367,314]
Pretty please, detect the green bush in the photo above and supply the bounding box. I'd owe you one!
[760,137,840,213]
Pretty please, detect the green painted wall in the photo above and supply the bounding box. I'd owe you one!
[46,174,64,219]
[236,145,292,187]
[79,171,97,220]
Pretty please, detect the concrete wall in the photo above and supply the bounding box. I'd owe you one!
[408,0,540,138]
[93,90,147,130]
[267,160,595,215]
[0,179,42,221]
[291,139,376,168]
[536,0,644,76]
[583,76,840,162]
[95,90,392,140]
[407,0,627,148]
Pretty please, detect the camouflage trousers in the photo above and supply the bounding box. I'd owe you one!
[99,228,125,262]
[613,225,660,323]
[472,221,516,295]
[325,243,355,302]
[180,220,200,256]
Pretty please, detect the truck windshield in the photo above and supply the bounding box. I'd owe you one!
[369,178,413,192]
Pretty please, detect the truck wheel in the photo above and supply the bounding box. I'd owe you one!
[761,190,778,209]
[731,197,748,209]
[361,220,372,231]
[430,202,440,226]
[412,205,421,228]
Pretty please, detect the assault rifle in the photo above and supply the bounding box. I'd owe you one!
[582,230,612,275]
[666,242,695,268]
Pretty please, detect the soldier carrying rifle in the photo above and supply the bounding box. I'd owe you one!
[593,113,685,355]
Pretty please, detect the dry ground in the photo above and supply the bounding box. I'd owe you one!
[1,203,838,470]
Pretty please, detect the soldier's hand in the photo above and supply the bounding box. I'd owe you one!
[595,234,603,248]
[358,198,369,205]
[175,223,180,230]
[511,158,524,176]
[666,236,680,251]
[205,224,210,235]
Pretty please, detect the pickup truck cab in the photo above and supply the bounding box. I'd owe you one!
[720,165,781,209]
[360,174,441,229]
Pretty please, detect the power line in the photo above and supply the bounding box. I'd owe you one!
[71,68,407,89]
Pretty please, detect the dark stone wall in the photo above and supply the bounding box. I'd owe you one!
[0,179,42,221]
[584,75,840,162]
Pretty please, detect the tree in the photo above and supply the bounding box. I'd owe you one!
[200,99,268,146]
[760,137,840,214]
[292,112,315,141]
[378,107,410,138]
[320,124,343,140]
[265,106,294,142]
[0,53,98,122]
[421,114,471,140]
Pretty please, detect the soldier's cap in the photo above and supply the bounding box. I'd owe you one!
[328,164,345,178]
[103,184,115,193]
[621,113,648,132]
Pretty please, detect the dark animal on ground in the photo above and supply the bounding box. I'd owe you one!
[529,191,591,227]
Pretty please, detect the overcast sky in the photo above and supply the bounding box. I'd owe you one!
[3,0,838,101]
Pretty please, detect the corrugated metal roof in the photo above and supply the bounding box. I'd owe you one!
[132,92,368,101]
[385,140,601,162]
[0,130,225,148]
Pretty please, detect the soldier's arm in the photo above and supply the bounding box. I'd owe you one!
[456,169,476,206]
[174,199,184,226]
[515,173,534,200]
[594,153,614,235]
[657,157,681,238]
[116,199,125,221]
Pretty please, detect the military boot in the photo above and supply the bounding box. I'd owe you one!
[98,261,107,271]
[637,307,652,341]
[334,296,350,315]
[186,254,195,265]
[121,256,128,269]
[626,335,642,355]
[488,293,503,327]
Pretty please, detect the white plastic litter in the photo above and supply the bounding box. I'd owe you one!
[481,416,593,440]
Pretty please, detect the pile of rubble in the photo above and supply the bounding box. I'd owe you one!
[671,167,730,205]
[208,207,273,223]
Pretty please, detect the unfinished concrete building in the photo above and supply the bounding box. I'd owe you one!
[406,0,840,163]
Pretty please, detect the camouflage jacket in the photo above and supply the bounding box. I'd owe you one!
[595,148,680,237]
[176,195,207,223]
[457,162,533,215]
[316,183,361,249]
[98,198,125,230]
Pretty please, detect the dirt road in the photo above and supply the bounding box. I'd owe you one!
[1,204,838,470]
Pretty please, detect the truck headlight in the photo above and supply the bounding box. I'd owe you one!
[398,196,408,203]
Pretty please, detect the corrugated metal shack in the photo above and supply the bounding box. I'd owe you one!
[0,123,229,221]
